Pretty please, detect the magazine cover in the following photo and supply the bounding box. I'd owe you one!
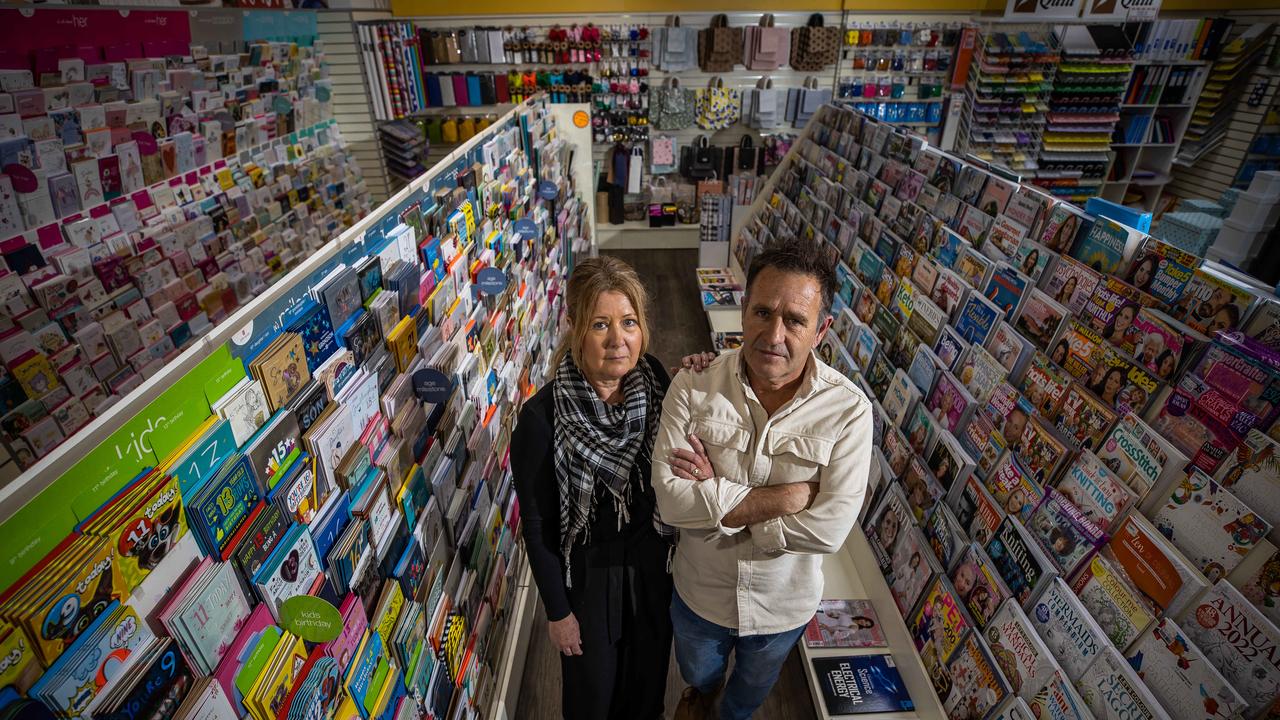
[1235,543,1280,627]
[929,429,977,492]
[935,325,971,371]
[985,599,1060,701]
[1074,644,1169,720]
[984,383,1037,456]
[1098,413,1186,505]
[1053,383,1118,453]
[884,423,915,479]
[952,473,1009,548]
[884,368,923,429]
[805,600,888,649]
[984,452,1043,522]
[1028,671,1094,720]
[908,294,949,347]
[1028,577,1107,682]
[1110,513,1210,618]
[908,344,946,398]
[1052,318,1105,383]
[1128,307,1207,381]
[1071,216,1138,275]
[1013,289,1069,353]
[984,263,1032,320]
[1038,255,1101,315]
[952,542,1013,629]
[960,411,1010,481]
[986,516,1057,607]
[812,655,915,715]
[1185,336,1280,433]
[1146,385,1249,477]
[907,402,941,456]
[1216,429,1280,545]
[892,526,939,616]
[944,631,1012,720]
[1079,277,1152,350]
[1013,415,1071,487]
[932,268,972,319]
[1019,353,1072,419]
[1038,203,1089,255]
[1087,345,1161,417]
[957,244,997,294]
[1125,235,1200,307]
[1174,266,1256,336]
[927,370,977,435]
[1180,579,1280,714]
[1014,239,1052,284]
[1071,553,1155,651]
[905,455,948,523]
[986,321,1036,378]
[910,575,975,663]
[1151,469,1270,581]
[1126,616,1249,720]
[992,696,1036,720]
[956,293,1004,347]
[866,483,915,566]
[1026,488,1106,578]
[958,345,1009,405]
[1055,450,1137,532]
[927,503,972,572]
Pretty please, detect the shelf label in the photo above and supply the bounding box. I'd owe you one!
[281,595,342,643]
[412,368,452,404]
[1003,0,1084,19]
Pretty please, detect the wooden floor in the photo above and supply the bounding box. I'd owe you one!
[511,249,818,720]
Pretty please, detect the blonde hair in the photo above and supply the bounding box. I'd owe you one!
[555,256,651,370]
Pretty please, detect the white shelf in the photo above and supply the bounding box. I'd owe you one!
[798,533,946,720]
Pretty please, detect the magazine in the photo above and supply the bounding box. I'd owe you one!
[812,655,915,715]
[943,632,1012,720]
[1180,579,1280,713]
[1071,553,1155,651]
[1053,383,1118,453]
[1110,513,1209,618]
[984,452,1043,522]
[986,516,1057,607]
[951,542,1013,629]
[909,575,974,664]
[1038,255,1101,315]
[1216,429,1280,545]
[804,600,887,649]
[1150,469,1270,580]
[891,526,939,616]
[1027,577,1107,682]
[1074,644,1168,720]
[1054,450,1137,532]
[1019,353,1072,419]
[1124,235,1200,307]
[1013,289,1068,353]
[1026,488,1106,578]
[1127,307,1207,381]
[986,321,1035,378]
[926,503,971,572]
[952,474,1008,548]
[1027,671,1094,720]
[984,599,1059,701]
[1125,616,1249,720]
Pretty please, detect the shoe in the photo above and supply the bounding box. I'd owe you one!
[673,686,717,720]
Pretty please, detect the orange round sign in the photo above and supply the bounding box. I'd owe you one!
[572,110,590,128]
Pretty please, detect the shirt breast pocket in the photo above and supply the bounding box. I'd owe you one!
[690,418,751,480]
[768,432,835,481]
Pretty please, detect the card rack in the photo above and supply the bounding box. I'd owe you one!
[958,26,1061,177]
[1036,24,1135,206]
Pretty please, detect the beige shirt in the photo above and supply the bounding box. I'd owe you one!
[652,348,874,635]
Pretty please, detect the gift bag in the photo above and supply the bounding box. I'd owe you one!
[695,78,741,131]
[794,77,833,128]
[654,16,698,72]
[743,14,790,71]
[698,14,743,73]
[651,134,679,174]
[790,14,840,71]
[651,78,695,130]
[680,136,722,181]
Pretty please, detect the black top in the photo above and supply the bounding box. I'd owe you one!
[510,354,671,621]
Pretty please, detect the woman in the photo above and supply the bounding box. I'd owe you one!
[1089,366,1126,408]
[511,257,686,719]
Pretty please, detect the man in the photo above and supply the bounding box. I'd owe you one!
[653,239,874,720]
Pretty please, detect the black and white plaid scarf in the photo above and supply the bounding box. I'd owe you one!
[552,354,674,585]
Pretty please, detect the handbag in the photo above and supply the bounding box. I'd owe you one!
[736,135,760,172]
[694,78,740,131]
[790,14,841,72]
[698,14,743,73]
[680,135,721,181]
[743,14,790,71]
[651,78,695,131]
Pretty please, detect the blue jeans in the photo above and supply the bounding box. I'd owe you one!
[670,591,807,720]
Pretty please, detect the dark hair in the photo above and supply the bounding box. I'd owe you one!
[746,239,838,318]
